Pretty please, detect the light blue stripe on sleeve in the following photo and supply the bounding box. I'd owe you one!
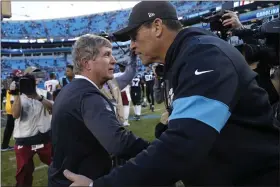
[169,96,231,132]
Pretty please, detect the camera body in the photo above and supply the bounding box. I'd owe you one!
[201,10,232,40]
[204,10,279,66]
[9,71,46,95]
[203,10,232,34]
[233,19,280,66]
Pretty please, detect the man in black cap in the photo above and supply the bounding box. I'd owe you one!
[63,1,279,186]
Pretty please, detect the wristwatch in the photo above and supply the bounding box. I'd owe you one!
[38,95,44,102]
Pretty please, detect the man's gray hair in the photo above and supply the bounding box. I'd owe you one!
[72,34,112,74]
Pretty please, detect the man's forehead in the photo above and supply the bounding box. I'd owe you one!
[100,46,112,53]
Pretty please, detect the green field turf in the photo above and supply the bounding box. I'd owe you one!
[1,103,166,186]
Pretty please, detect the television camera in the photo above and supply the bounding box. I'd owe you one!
[202,10,280,66]
[4,70,46,96]
[232,19,280,66]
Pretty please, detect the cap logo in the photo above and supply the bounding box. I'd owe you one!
[148,13,155,18]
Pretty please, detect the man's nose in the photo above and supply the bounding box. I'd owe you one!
[111,56,117,64]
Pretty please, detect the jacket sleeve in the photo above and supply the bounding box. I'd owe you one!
[81,93,149,159]
[92,44,239,186]
[115,54,137,90]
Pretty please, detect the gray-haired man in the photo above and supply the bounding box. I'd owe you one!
[48,34,149,187]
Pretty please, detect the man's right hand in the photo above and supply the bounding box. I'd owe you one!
[222,10,243,29]
[63,170,93,187]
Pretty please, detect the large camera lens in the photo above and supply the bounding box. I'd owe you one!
[19,76,36,95]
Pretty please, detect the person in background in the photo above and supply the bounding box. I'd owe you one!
[143,66,155,112]
[1,83,6,112]
[45,72,60,94]
[114,63,132,126]
[152,64,169,138]
[60,65,75,87]
[1,70,22,152]
[140,77,147,108]
[100,50,137,125]
[12,67,53,187]
[130,73,143,121]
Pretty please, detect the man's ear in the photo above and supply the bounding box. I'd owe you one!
[82,59,91,71]
[153,18,164,38]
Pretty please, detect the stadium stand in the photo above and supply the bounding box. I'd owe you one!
[1,1,223,83]
[1,1,221,40]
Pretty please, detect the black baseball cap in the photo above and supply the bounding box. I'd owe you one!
[113,1,178,42]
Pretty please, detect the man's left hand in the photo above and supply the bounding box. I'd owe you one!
[63,169,93,187]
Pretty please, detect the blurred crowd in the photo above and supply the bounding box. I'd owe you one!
[1,1,221,40]
[1,44,146,79]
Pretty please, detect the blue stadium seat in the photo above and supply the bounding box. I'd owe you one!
[1,2,222,40]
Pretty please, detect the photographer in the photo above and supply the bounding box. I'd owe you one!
[11,67,53,187]
[1,70,22,152]
[65,2,279,186]
[224,11,279,105]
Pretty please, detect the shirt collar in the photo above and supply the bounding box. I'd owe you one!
[75,75,99,90]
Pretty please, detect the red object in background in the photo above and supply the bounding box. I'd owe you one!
[121,91,129,105]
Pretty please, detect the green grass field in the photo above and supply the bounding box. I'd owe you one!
[1,103,165,186]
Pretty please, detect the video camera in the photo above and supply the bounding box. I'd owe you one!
[203,9,279,66]
[202,9,232,40]
[232,19,280,65]
[7,70,46,95]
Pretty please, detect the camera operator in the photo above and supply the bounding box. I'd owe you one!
[11,67,53,187]
[1,70,22,152]
[223,11,279,105]
[64,2,279,186]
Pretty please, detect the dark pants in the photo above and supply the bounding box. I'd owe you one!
[15,142,52,187]
[2,114,15,148]
[146,82,154,105]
